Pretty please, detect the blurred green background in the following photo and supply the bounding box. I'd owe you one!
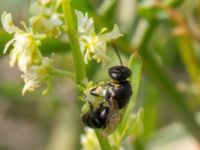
[0,0,200,150]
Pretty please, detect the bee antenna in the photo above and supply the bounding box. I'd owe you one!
[113,44,123,66]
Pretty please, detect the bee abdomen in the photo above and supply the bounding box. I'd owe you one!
[106,81,132,109]
[81,106,109,129]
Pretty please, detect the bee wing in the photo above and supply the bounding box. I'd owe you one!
[101,99,121,137]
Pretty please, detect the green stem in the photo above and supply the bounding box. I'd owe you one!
[61,1,86,149]
[95,130,113,150]
[50,68,75,78]
[61,1,112,149]
[62,0,86,83]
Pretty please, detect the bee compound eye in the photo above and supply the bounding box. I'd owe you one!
[108,66,131,81]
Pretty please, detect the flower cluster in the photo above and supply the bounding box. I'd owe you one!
[1,11,52,95]
[29,1,63,38]
[75,10,123,64]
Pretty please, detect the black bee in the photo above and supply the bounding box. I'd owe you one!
[106,65,132,109]
[81,46,132,136]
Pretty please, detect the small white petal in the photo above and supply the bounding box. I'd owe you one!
[18,50,32,72]
[3,38,14,54]
[75,10,95,34]
[9,48,19,67]
[50,13,63,26]
[101,24,123,42]
[22,75,40,95]
[1,11,20,34]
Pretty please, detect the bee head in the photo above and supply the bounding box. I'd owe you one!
[108,66,131,82]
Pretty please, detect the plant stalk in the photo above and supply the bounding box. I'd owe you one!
[61,1,112,149]
[51,68,75,78]
[118,52,142,138]
[95,130,113,150]
[62,0,86,83]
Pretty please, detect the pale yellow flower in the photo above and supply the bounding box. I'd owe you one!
[76,10,123,64]
[22,57,52,95]
[1,11,52,95]
[29,1,63,37]
[7,33,42,72]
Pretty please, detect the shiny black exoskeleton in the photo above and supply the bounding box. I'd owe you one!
[81,65,132,129]
[106,66,132,109]
[81,102,109,128]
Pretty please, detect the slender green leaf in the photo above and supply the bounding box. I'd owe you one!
[117,52,143,140]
